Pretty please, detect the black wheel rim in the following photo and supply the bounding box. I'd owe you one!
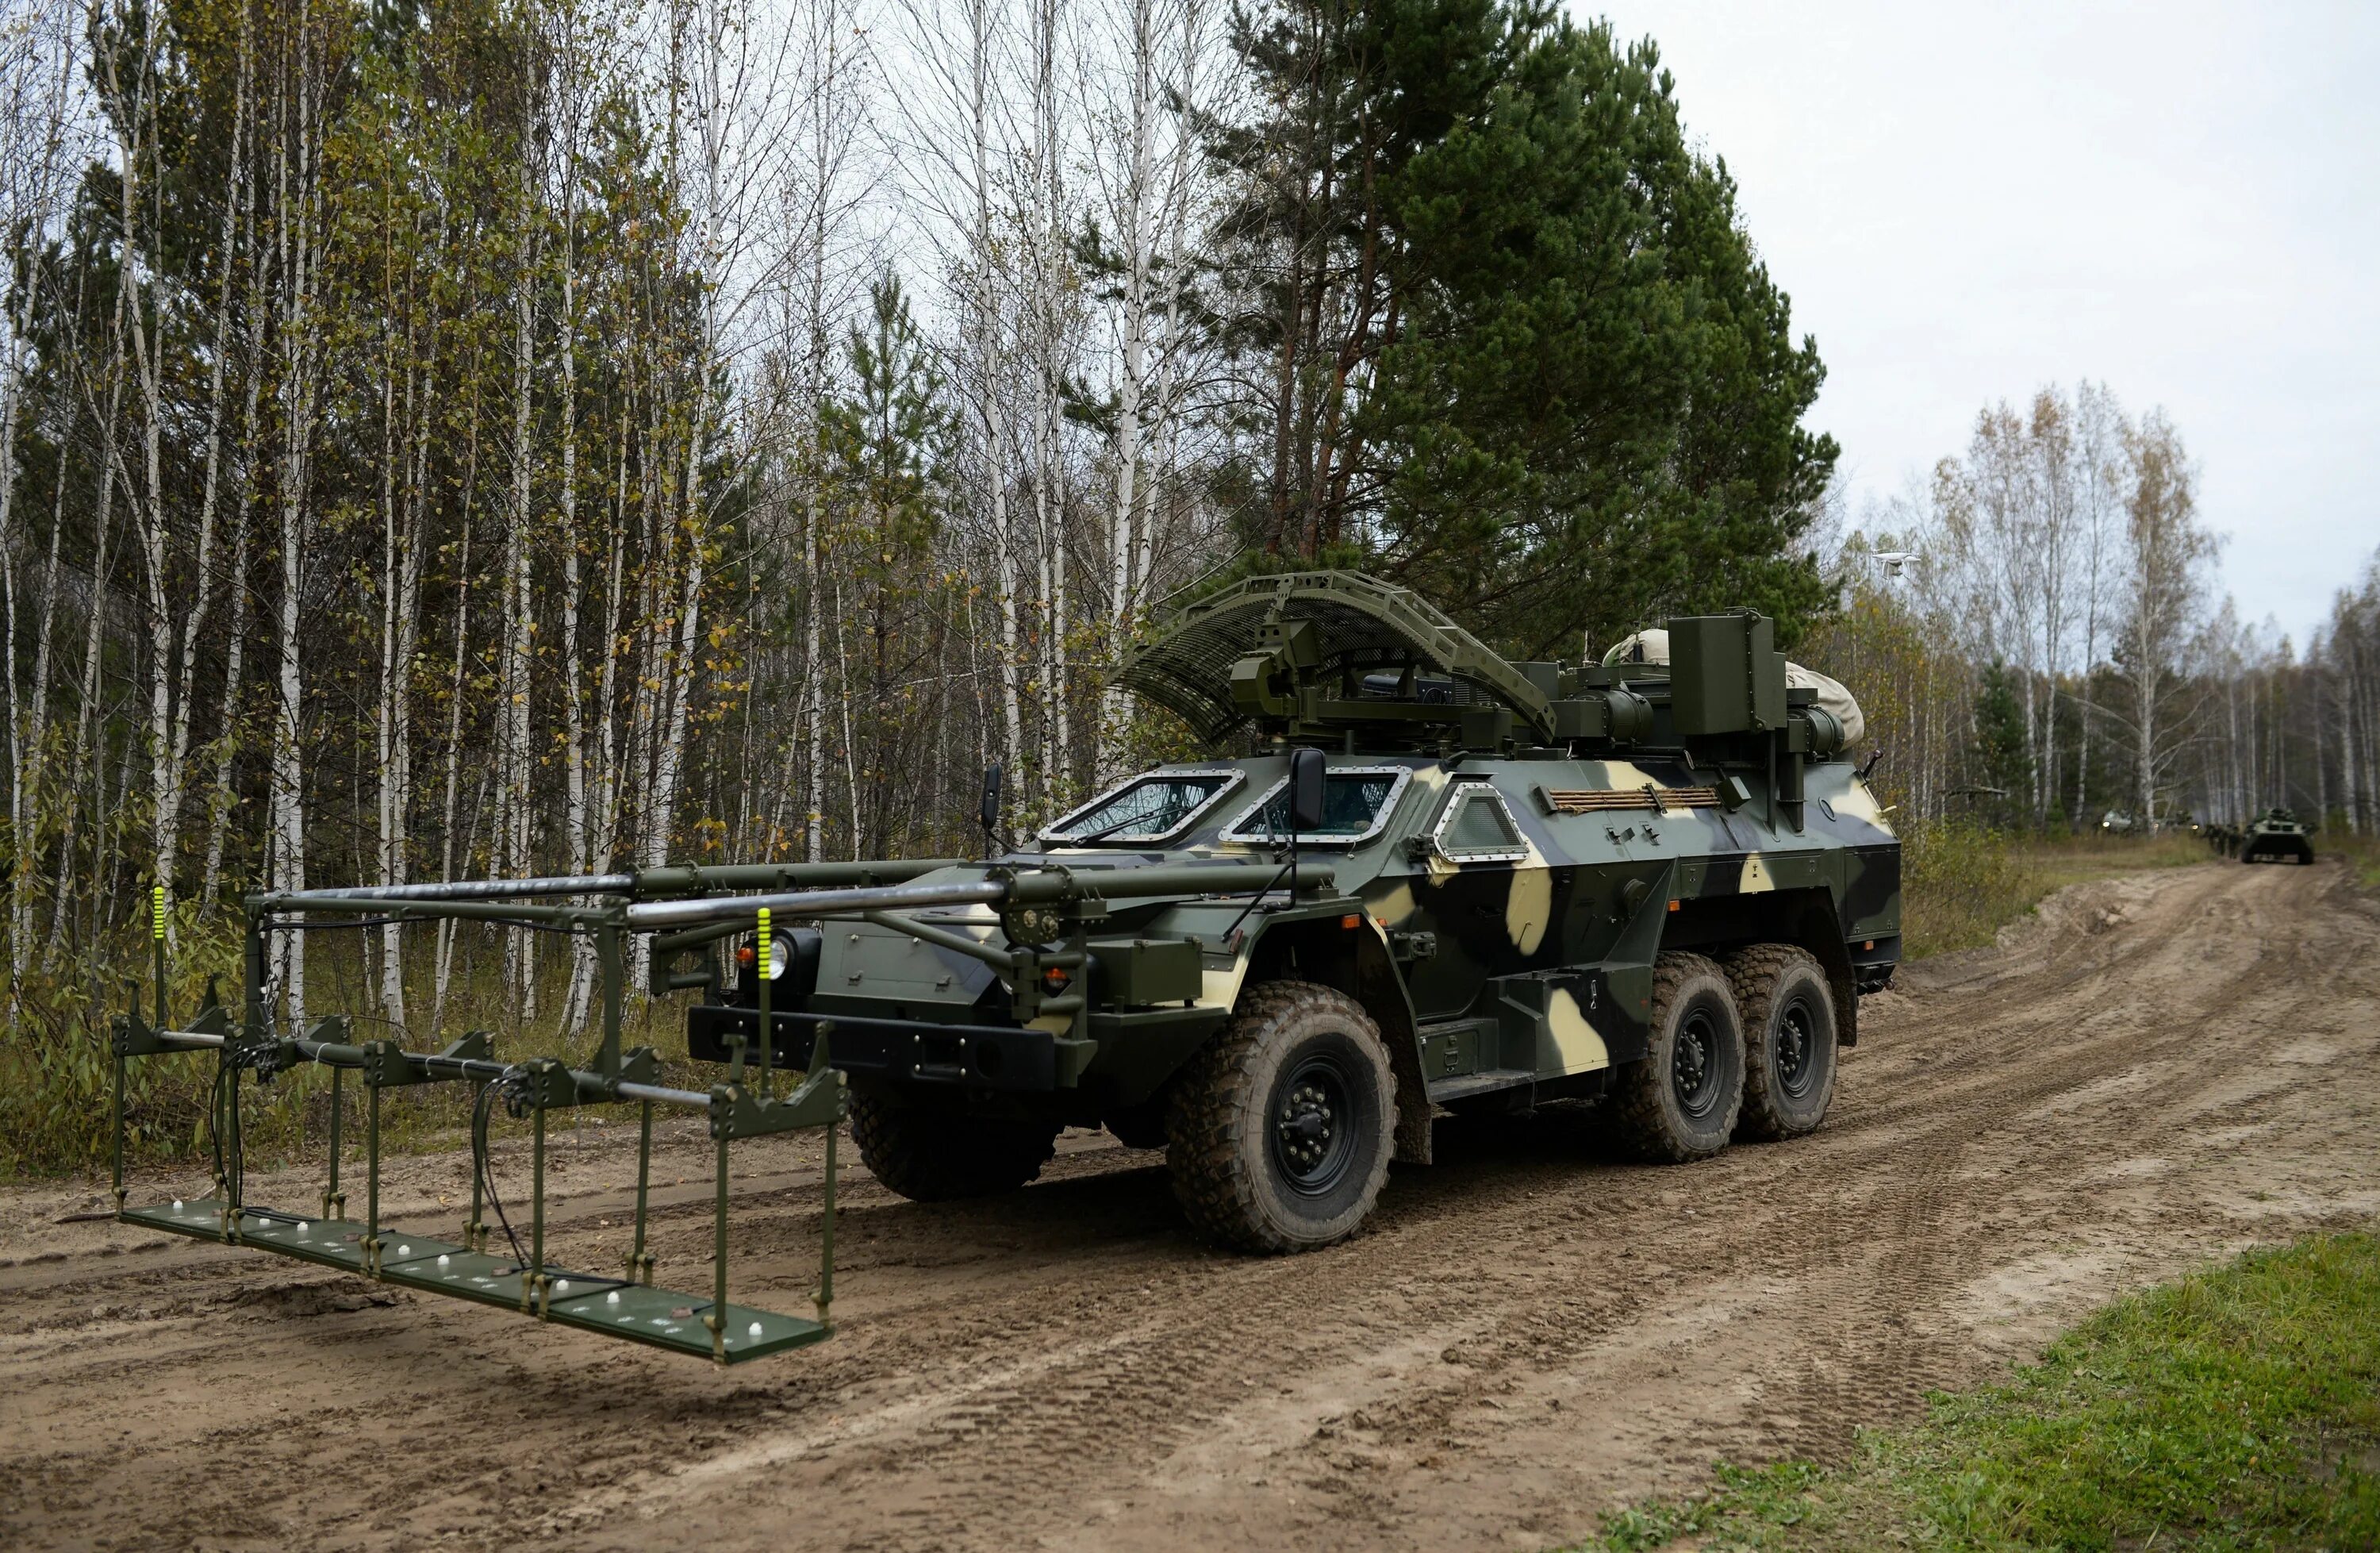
[1775,998,1818,1100]
[1270,1051,1357,1196]
[1671,1005,1726,1120]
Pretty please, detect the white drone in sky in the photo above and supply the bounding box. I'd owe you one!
[1870,551,1917,579]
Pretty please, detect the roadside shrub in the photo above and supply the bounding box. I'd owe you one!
[1898,818,2026,958]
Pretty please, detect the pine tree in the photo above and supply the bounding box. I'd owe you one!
[1209,3,1838,654]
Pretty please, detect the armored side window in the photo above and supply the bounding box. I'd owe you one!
[1430,784,1529,863]
[1220,766,1412,848]
[1040,769,1246,845]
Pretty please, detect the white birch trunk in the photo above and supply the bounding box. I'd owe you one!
[431,429,478,1031]
[269,2,335,1021]
[1099,0,1154,784]
[502,79,539,1013]
[555,40,599,1032]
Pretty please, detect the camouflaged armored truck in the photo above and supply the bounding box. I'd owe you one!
[681,572,1902,1253]
[2240,807,2314,865]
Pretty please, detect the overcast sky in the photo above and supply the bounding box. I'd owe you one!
[1587,0,2380,647]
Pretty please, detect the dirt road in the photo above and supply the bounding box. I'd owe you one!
[6,858,2378,1552]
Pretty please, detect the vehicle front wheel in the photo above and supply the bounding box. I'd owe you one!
[847,1092,1060,1201]
[1608,952,1745,1163]
[1165,980,1396,1254]
[1726,944,1839,1141]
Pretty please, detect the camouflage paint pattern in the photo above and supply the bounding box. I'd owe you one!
[687,573,1902,1156]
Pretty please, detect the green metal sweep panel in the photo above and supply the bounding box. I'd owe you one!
[123,1199,827,1363]
[1117,571,1557,743]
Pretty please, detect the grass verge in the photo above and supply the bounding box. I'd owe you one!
[1902,825,2213,959]
[2329,831,2380,890]
[1571,1233,2380,1552]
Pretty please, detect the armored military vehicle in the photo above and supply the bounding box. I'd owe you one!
[684,572,1902,1252]
[2240,807,2313,865]
[102,570,1902,1371]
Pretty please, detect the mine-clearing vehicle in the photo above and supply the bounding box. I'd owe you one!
[105,571,1900,1362]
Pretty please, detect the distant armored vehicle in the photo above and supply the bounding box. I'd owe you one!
[688,572,1902,1251]
[2240,807,2313,865]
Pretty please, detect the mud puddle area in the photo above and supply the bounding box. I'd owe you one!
[5,859,2377,1551]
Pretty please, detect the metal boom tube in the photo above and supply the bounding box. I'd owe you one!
[621,860,1340,930]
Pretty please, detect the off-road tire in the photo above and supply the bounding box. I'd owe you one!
[1726,944,1838,1141]
[1165,980,1396,1254]
[1608,952,1745,1163]
[847,1091,1060,1201]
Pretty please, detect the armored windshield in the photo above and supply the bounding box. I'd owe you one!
[1220,767,1411,848]
[1040,770,1246,845]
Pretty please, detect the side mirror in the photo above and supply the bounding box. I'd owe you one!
[979,762,1003,848]
[1288,747,1327,835]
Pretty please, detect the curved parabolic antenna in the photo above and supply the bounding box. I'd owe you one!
[1116,571,1554,744]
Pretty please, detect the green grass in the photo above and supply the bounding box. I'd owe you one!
[1568,1233,2380,1552]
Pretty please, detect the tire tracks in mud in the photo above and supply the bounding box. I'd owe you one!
[4,860,2378,1553]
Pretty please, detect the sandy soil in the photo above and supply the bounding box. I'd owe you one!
[5,857,2378,1552]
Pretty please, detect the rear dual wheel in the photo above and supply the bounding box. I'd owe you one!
[1610,952,1745,1162]
[1610,946,1840,1161]
[1726,944,1839,1141]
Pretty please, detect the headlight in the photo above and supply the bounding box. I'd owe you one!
[738,932,793,982]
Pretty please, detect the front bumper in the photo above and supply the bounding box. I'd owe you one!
[687,1005,1095,1092]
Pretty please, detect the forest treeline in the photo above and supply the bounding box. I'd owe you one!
[0,0,1835,1025]
[1794,382,2380,847]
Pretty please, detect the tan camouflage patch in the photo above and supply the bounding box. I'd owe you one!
[1506,862,1552,954]
[1595,759,1664,792]
[1829,779,1894,835]
[1544,985,1610,1074]
[1197,959,1252,1013]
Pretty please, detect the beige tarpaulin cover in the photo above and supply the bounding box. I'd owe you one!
[1599,627,1866,748]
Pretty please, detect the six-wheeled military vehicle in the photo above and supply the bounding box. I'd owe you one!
[2240,807,2314,865]
[101,571,1899,1362]
[688,572,1901,1252]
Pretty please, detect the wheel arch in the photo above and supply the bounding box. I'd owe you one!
[1241,913,1434,1165]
